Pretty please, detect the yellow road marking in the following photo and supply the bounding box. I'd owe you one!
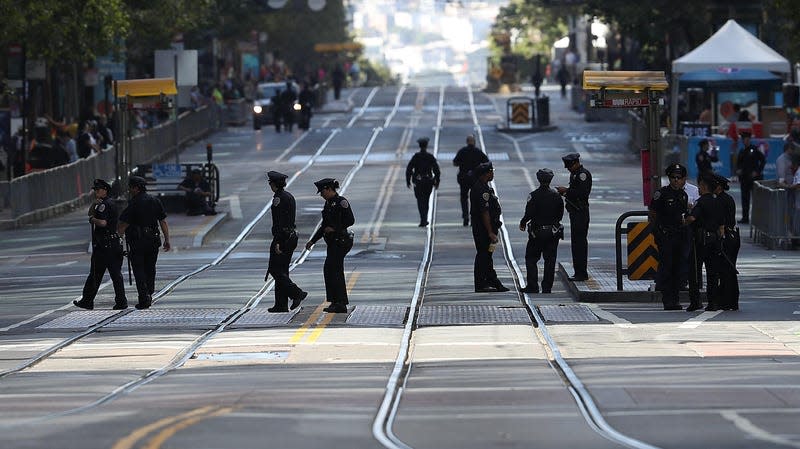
[111,405,217,449]
[288,302,326,343]
[142,406,235,449]
[305,272,360,343]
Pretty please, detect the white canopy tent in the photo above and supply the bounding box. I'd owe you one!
[670,19,791,132]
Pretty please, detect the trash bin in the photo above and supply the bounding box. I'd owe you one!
[536,95,550,127]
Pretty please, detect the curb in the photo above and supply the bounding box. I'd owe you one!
[192,211,229,247]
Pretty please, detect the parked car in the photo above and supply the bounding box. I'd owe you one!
[252,81,300,130]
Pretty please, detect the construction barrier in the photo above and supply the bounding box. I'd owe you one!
[615,211,658,290]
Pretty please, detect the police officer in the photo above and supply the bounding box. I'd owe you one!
[695,138,717,176]
[519,168,564,294]
[453,134,489,226]
[406,137,441,227]
[118,176,171,309]
[298,82,314,130]
[280,81,297,132]
[470,162,509,292]
[305,178,355,313]
[74,179,128,310]
[685,174,725,311]
[266,171,307,313]
[649,164,690,310]
[735,130,765,223]
[557,153,592,281]
[714,173,740,310]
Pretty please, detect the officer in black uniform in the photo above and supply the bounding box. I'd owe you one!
[118,176,171,309]
[453,134,489,226]
[714,173,740,310]
[266,171,307,313]
[519,168,564,294]
[649,164,690,310]
[470,162,509,293]
[74,179,128,310]
[298,82,314,130]
[685,174,724,311]
[695,138,718,176]
[280,81,297,132]
[406,137,441,227]
[735,131,765,223]
[557,153,592,281]
[305,178,355,313]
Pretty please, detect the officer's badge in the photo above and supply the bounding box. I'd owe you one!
[272,197,280,207]
[340,199,349,209]
[482,192,490,201]
[98,203,106,212]
[653,191,661,200]
[579,172,587,181]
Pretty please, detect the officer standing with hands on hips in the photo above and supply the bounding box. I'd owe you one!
[74,179,128,310]
[118,175,170,310]
[453,134,489,226]
[519,168,564,294]
[266,171,307,313]
[557,153,592,281]
[406,136,441,227]
[470,162,509,292]
[305,178,355,313]
[735,130,765,224]
[648,164,690,310]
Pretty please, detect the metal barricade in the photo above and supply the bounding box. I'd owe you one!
[223,98,248,126]
[751,180,794,249]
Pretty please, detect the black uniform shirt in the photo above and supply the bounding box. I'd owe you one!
[565,165,592,213]
[690,193,723,233]
[470,181,502,231]
[298,88,314,106]
[311,194,355,242]
[406,152,441,185]
[178,177,211,194]
[520,186,564,228]
[270,189,296,239]
[91,197,118,243]
[649,186,688,227]
[695,150,716,174]
[119,192,167,239]
[736,144,766,180]
[718,191,737,228]
[453,145,488,182]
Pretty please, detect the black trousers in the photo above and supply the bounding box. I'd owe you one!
[413,180,434,223]
[130,240,159,300]
[185,192,212,214]
[458,182,471,220]
[268,234,303,309]
[719,230,741,309]
[740,179,753,221]
[472,226,501,289]
[655,228,688,307]
[300,108,311,130]
[525,235,558,292]
[323,238,352,305]
[568,209,590,277]
[282,111,294,131]
[687,231,703,305]
[700,243,723,308]
[82,247,126,304]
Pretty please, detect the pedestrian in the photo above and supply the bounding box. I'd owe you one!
[298,82,314,130]
[118,176,171,309]
[684,174,725,311]
[266,171,307,312]
[519,168,564,294]
[695,138,718,176]
[470,162,509,293]
[453,134,489,226]
[305,178,355,313]
[73,179,128,310]
[332,65,345,100]
[270,89,283,132]
[735,130,765,224]
[406,137,441,227]
[649,164,690,310]
[177,168,216,216]
[557,153,592,281]
[280,81,297,132]
[714,173,740,311]
[557,64,569,98]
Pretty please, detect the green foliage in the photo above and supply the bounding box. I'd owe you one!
[491,0,570,60]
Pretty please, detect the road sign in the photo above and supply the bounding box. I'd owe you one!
[152,163,183,179]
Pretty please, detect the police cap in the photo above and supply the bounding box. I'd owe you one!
[536,168,554,184]
[474,161,494,177]
[739,130,752,138]
[713,173,730,191]
[666,163,687,177]
[562,152,580,167]
[128,175,147,189]
[92,178,111,191]
[417,137,430,147]
[267,170,288,185]
[314,178,339,193]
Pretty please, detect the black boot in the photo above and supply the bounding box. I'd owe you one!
[135,295,152,310]
[323,303,348,313]
[113,299,128,310]
[73,299,94,310]
[686,302,703,312]
[290,291,308,310]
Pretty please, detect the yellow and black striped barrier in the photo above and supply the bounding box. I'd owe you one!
[614,211,659,290]
[506,97,533,130]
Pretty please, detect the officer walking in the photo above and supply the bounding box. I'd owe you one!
[470,162,509,292]
[684,174,724,311]
[74,179,128,310]
[714,173,740,310]
[305,178,355,313]
[735,131,765,223]
[266,171,307,313]
[519,168,564,294]
[649,164,690,310]
[406,137,441,227]
[118,176,171,309]
[557,153,592,281]
[453,135,489,226]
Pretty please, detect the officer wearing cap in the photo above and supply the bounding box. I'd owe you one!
[453,134,489,226]
[735,130,765,223]
[684,173,725,311]
[557,152,592,281]
[649,164,690,310]
[118,175,170,309]
[713,173,740,310]
[305,178,355,313]
[177,168,216,216]
[695,139,718,176]
[519,168,564,294]
[74,179,128,310]
[406,137,441,227]
[470,162,509,292]
[266,171,307,312]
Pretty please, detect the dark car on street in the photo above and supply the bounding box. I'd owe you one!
[252,81,301,130]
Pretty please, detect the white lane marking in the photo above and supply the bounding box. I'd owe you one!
[274,131,311,163]
[56,261,78,267]
[219,195,242,219]
[679,310,722,328]
[721,411,800,448]
[347,87,379,128]
[585,303,635,328]
[793,311,799,315]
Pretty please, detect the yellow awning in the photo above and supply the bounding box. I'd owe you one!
[583,71,669,91]
[115,78,177,97]
[314,42,363,53]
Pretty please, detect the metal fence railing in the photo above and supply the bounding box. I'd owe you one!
[751,180,796,249]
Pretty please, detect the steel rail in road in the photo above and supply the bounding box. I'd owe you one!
[0,86,410,427]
